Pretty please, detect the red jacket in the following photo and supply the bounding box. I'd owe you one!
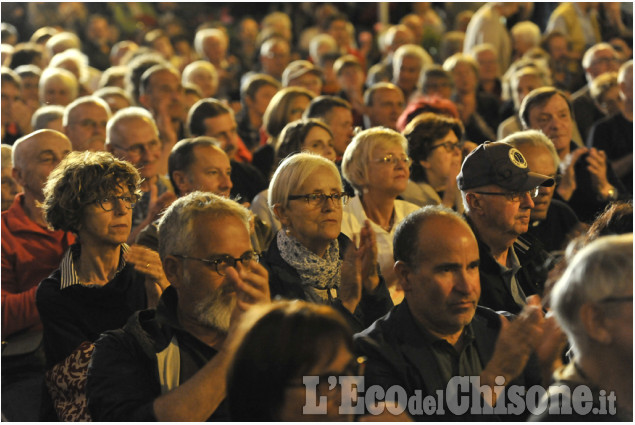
[1,193,75,338]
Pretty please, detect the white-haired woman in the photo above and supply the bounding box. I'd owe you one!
[341,127,419,304]
[263,153,392,332]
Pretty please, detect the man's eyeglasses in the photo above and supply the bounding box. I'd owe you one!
[95,194,139,212]
[288,192,349,208]
[174,251,260,276]
[110,139,162,157]
[430,141,461,153]
[374,154,412,166]
[472,187,540,202]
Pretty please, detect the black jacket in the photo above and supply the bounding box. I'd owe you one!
[261,232,393,333]
[355,301,542,421]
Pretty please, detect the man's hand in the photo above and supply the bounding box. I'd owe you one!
[557,148,586,200]
[224,261,270,318]
[585,148,612,199]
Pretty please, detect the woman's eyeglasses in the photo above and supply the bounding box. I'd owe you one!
[95,194,139,212]
[288,192,349,208]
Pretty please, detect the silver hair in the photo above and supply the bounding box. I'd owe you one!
[392,44,432,81]
[582,43,617,71]
[194,28,227,58]
[510,21,541,48]
[31,105,65,131]
[38,67,78,104]
[106,106,157,146]
[341,127,408,194]
[158,191,251,260]
[268,152,341,213]
[550,234,633,352]
[309,34,337,63]
[182,60,218,87]
[618,59,633,85]
[62,96,112,127]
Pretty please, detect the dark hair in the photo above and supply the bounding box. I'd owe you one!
[8,43,43,69]
[168,137,221,196]
[303,95,351,120]
[241,73,280,101]
[125,52,166,104]
[187,98,233,137]
[42,151,142,234]
[227,301,353,421]
[393,205,465,265]
[586,201,633,243]
[403,112,464,183]
[519,87,573,129]
[275,118,333,165]
[140,64,178,97]
[1,67,21,88]
[420,64,454,93]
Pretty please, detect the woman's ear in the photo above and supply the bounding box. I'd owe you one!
[273,203,290,228]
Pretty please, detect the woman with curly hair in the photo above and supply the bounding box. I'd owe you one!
[36,151,168,368]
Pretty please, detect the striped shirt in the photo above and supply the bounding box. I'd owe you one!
[59,244,130,290]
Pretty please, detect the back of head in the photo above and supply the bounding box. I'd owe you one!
[550,234,633,352]
[586,201,633,243]
[227,300,352,421]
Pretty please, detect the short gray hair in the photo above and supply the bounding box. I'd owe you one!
[39,67,78,104]
[582,42,617,70]
[341,127,408,194]
[106,106,157,146]
[550,234,633,352]
[393,44,432,81]
[158,191,251,260]
[194,28,227,58]
[62,96,111,127]
[182,60,218,88]
[502,129,560,168]
[31,105,65,131]
[268,152,341,212]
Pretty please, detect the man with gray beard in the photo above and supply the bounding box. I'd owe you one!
[86,192,270,421]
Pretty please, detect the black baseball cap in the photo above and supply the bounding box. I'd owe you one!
[457,142,554,191]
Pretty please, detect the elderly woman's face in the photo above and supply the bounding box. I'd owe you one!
[366,143,410,197]
[79,185,133,246]
[277,166,343,256]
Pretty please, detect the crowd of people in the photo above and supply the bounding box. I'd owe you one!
[0,2,633,421]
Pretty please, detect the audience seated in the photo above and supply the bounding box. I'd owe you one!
[0,4,631,421]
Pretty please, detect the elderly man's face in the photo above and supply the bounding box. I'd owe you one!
[587,48,620,80]
[527,94,573,158]
[144,70,185,121]
[395,56,422,94]
[261,42,290,79]
[366,87,405,130]
[65,102,109,152]
[517,144,557,222]
[171,214,253,332]
[42,77,75,106]
[108,118,161,179]
[399,216,481,337]
[14,131,72,202]
[472,184,535,237]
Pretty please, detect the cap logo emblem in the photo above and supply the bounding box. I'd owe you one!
[509,148,528,169]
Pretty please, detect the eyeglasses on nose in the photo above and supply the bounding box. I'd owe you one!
[174,251,260,276]
[95,194,139,211]
[288,192,349,208]
[374,154,412,166]
[471,186,540,202]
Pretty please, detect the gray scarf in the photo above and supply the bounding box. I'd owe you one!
[277,230,341,303]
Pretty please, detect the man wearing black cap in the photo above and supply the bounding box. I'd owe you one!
[457,136,554,314]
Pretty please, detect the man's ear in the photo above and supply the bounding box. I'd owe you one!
[394,260,413,292]
[579,303,613,345]
[419,159,430,170]
[171,170,190,195]
[162,255,182,289]
[465,192,482,213]
[138,93,151,110]
[11,167,24,187]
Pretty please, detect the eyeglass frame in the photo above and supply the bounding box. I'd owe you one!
[429,141,462,153]
[287,192,349,208]
[373,154,413,166]
[173,251,260,276]
[94,194,139,212]
[109,138,162,158]
[471,187,540,202]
